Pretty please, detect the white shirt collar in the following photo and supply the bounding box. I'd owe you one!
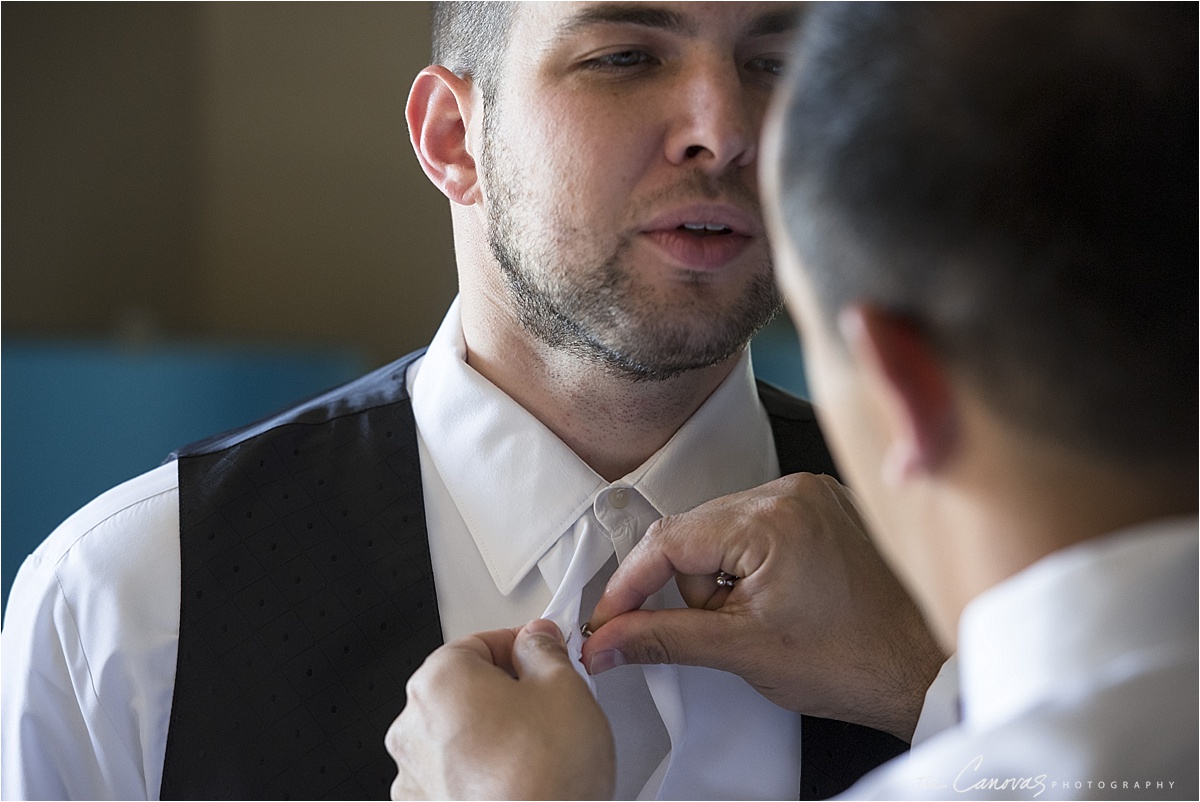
[410,297,778,595]
[957,515,1199,732]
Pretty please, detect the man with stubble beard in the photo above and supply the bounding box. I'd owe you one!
[2,3,929,800]
[385,3,1197,800]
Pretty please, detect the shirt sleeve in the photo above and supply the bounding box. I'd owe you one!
[1,463,182,801]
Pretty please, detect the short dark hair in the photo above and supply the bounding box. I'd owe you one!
[430,1,514,100]
[777,3,1198,471]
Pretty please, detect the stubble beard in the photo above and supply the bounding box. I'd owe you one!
[481,115,782,383]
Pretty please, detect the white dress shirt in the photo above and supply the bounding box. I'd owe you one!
[411,299,802,800]
[2,299,803,800]
[843,516,1199,800]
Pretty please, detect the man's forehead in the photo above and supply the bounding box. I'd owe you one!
[513,1,803,43]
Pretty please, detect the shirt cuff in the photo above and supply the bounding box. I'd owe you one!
[910,654,960,747]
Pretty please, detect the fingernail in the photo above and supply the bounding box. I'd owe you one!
[587,649,625,675]
[526,618,565,643]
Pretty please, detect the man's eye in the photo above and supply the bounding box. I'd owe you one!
[585,50,655,70]
[747,56,786,77]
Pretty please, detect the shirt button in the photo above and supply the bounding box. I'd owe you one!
[609,487,629,509]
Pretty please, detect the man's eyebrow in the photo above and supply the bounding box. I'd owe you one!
[744,7,804,39]
[552,4,694,42]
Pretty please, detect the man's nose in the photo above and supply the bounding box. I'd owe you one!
[663,59,759,172]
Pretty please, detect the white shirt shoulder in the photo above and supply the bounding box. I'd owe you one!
[846,654,1197,800]
[843,520,1198,800]
[2,462,182,801]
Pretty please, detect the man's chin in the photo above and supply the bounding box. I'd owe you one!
[583,331,752,383]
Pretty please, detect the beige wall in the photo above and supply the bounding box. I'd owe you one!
[3,2,456,366]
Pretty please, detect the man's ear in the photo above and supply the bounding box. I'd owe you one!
[406,65,481,205]
[838,305,959,485]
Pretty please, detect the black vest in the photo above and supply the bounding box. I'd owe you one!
[161,350,906,799]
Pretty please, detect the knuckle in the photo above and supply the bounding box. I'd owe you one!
[639,517,681,557]
[634,631,679,666]
[403,670,431,706]
[643,516,673,543]
[647,514,668,532]
[640,641,670,666]
[818,472,842,489]
[776,472,827,511]
[384,716,405,757]
[777,471,814,493]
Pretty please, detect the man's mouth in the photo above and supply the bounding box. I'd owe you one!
[679,223,735,236]
[643,203,758,239]
[639,203,758,270]
[643,226,751,270]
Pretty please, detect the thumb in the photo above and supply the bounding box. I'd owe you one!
[511,619,579,683]
[582,607,738,675]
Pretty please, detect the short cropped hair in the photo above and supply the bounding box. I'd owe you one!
[430,1,514,100]
[777,3,1198,470]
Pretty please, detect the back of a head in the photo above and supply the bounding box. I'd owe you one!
[777,3,1197,475]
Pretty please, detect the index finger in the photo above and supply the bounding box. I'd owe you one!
[588,517,729,631]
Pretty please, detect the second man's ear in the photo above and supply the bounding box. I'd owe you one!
[838,305,960,485]
[406,65,482,206]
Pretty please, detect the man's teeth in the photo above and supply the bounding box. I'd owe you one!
[681,223,732,233]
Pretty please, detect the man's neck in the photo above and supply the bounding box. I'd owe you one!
[913,415,1199,650]
[459,289,740,483]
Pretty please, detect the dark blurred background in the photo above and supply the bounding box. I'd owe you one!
[1,2,805,612]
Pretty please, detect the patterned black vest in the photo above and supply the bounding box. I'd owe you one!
[160,350,906,799]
